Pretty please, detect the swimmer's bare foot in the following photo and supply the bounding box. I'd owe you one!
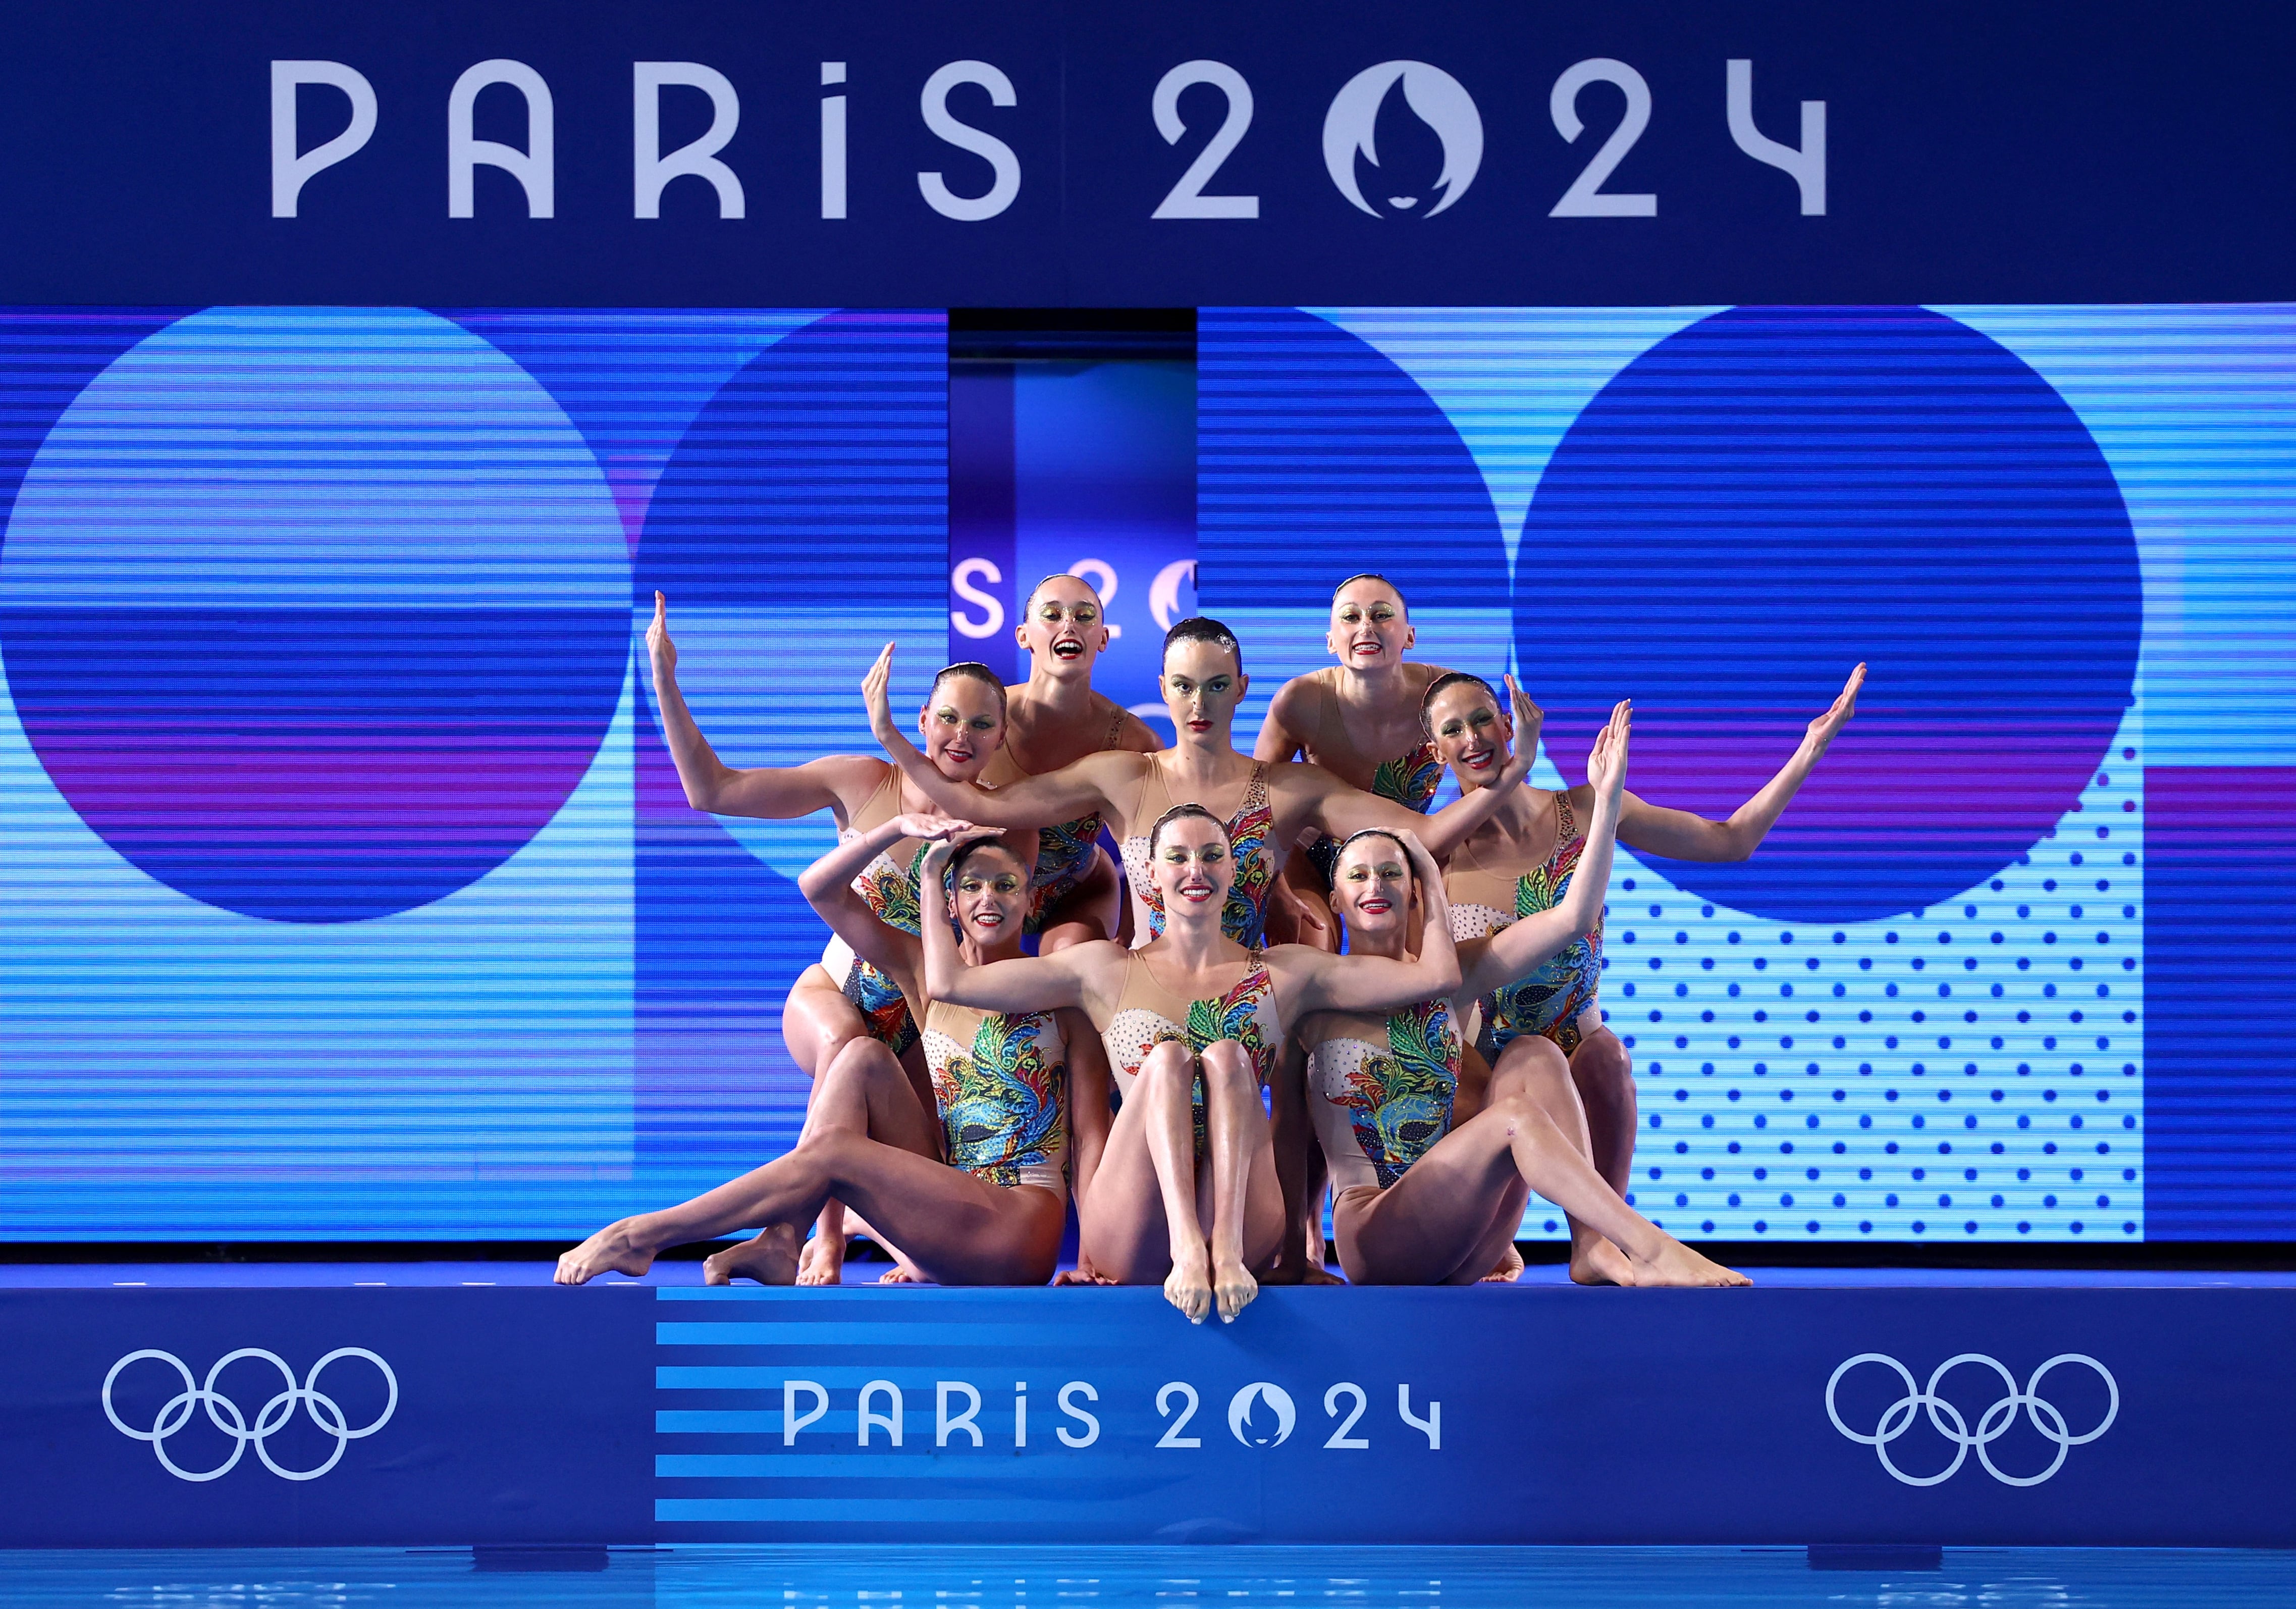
[1626,1234,1751,1288]
[1569,1233,1635,1287]
[877,1264,920,1284]
[1164,1245,1213,1324]
[799,1199,851,1285]
[794,1229,846,1286]
[703,1223,800,1286]
[1482,1242,1528,1283]
[556,1219,654,1285]
[1212,1253,1259,1323]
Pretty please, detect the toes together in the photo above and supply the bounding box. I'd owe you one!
[553,1220,654,1286]
[1164,1253,1214,1325]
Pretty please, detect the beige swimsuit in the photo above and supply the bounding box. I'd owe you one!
[919,999,1070,1197]
[1116,761,1277,946]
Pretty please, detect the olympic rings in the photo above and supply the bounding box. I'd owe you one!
[1826,1352,2117,1487]
[102,1347,397,1482]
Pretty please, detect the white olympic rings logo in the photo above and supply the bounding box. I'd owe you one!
[102,1348,397,1482]
[1826,1352,2117,1487]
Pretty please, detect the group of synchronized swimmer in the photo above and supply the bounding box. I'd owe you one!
[558,573,1865,1321]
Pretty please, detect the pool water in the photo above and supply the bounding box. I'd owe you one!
[5,1546,2292,1607]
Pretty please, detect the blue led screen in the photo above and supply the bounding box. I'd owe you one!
[1,302,2290,1242]
[1203,305,2296,1244]
[0,307,945,1237]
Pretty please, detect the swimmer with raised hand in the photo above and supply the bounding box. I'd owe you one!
[1299,701,1749,1287]
[978,573,1164,952]
[644,591,1031,1275]
[1427,664,1861,1281]
[555,815,1088,1290]
[920,805,1462,1324]
[865,618,1540,951]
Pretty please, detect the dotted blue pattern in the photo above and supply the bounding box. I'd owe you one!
[1518,725,2146,1242]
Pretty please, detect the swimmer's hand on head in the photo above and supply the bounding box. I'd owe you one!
[913,818,1000,881]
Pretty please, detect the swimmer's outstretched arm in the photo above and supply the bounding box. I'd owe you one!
[1615,663,1864,862]
[1270,833,1462,1015]
[1305,678,1541,859]
[648,591,885,819]
[865,643,1131,828]
[1459,700,1630,1000]
[918,835,1126,1017]
[797,812,971,985]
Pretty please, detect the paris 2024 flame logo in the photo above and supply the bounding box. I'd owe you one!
[1321,62,1484,218]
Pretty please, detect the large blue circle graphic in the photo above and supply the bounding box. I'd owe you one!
[1196,307,1507,612]
[0,308,631,922]
[1517,306,2140,922]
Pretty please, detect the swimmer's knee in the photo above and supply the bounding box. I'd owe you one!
[1572,1029,1632,1078]
[1198,1039,1254,1085]
[1136,1039,1200,1094]
[1498,1034,1571,1081]
[1486,1087,1561,1134]
[823,1035,899,1081]
[793,1126,865,1175]
[1140,1037,1192,1069]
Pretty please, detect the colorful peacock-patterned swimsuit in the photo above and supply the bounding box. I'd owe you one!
[1101,947,1284,1150]
[1304,739,1442,885]
[1306,996,1464,1192]
[919,1001,1070,1196]
[1290,669,1445,885]
[1118,761,1277,946]
[820,770,931,1055]
[1445,789,1605,1056]
[980,704,1131,934]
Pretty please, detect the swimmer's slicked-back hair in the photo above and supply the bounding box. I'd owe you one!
[1419,670,1500,734]
[1027,572,1102,610]
[930,660,1010,717]
[1331,572,1409,616]
[1147,801,1225,856]
[1333,826,1417,882]
[1161,615,1244,674]
[946,832,1026,889]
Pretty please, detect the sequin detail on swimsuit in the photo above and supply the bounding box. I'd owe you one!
[1123,765,1275,946]
[840,955,920,1056]
[1307,738,1442,884]
[1312,997,1462,1190]
[1025,811,1103,932]
[1372,740,1443,813]
[921,1004,1069,1194]
[1448,790,1604,1056]
[1103,950,1283,1152]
